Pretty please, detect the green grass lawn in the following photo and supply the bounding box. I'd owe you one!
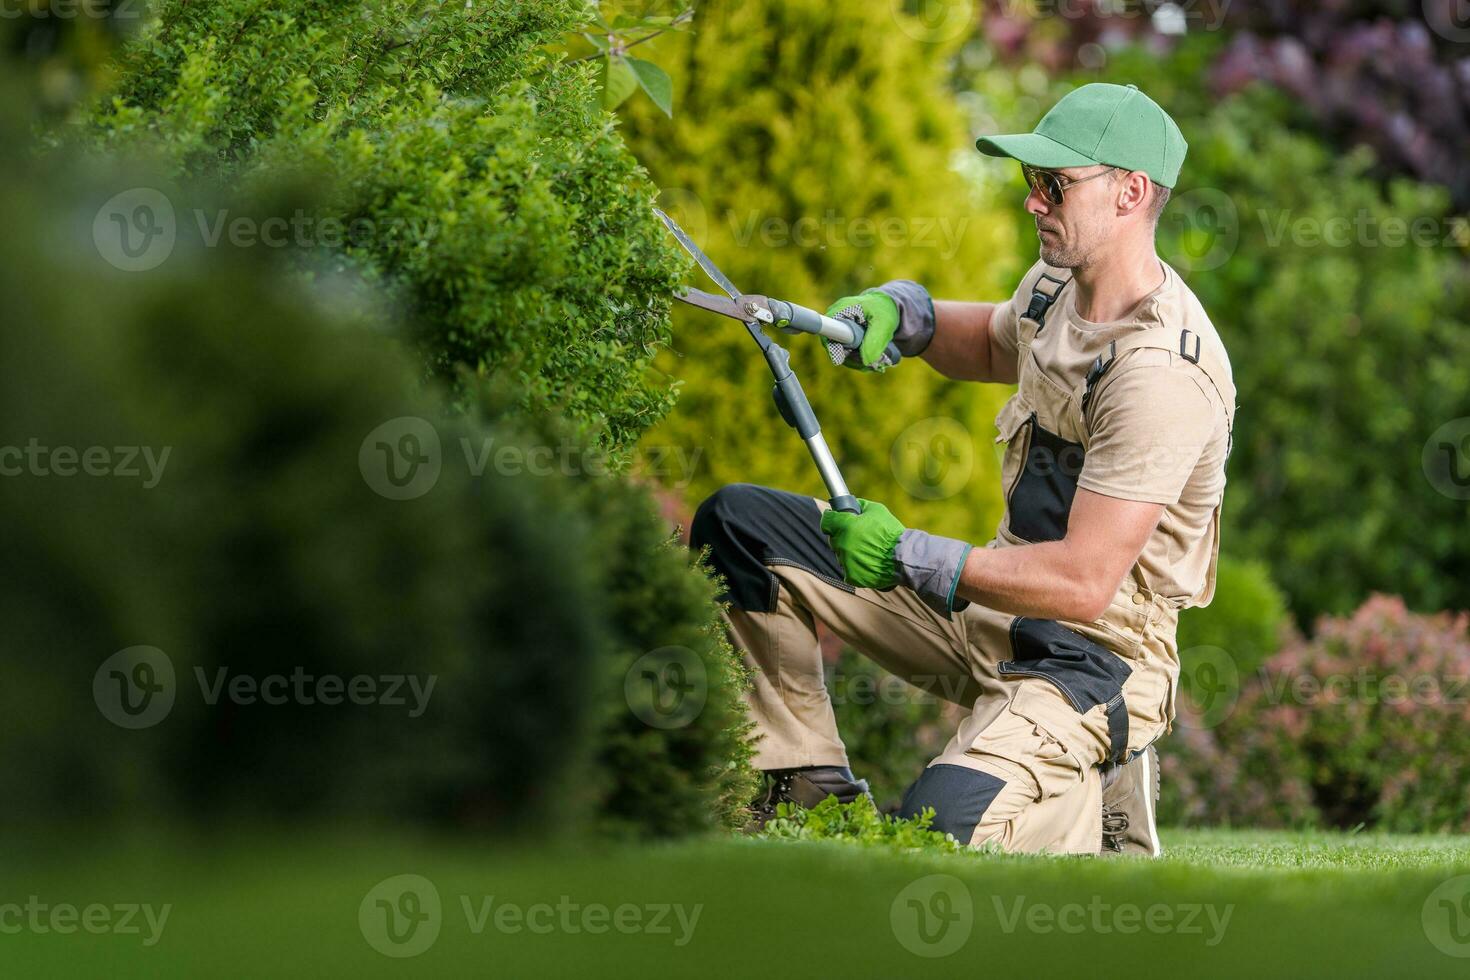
[5,827,1470,977]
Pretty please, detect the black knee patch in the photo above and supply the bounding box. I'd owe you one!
[689,483,847,613]
[898,764,1006,844]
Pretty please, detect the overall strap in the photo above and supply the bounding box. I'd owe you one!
[1018,271,1072,345]
[1080,326,1236,448]
[1078,325,1236,605]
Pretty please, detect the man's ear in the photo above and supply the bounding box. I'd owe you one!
[1115,170,1152,217]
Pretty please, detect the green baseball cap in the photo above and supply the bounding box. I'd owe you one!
[975,83,1187,189]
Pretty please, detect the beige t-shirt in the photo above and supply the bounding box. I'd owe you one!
[990,260,1234,605]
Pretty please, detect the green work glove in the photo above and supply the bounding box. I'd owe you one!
[824,290,900,371]
[820,498,905,590]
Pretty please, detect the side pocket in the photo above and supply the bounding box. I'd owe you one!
[1000,617,1131,765]
[994,394,1033,506]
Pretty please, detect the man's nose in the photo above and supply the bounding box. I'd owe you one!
[1024,185,1050,217]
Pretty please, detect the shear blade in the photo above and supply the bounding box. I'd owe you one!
[654,208,744,300]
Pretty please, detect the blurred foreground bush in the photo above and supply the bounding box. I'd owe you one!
[1161,595,1470,832]
[0,128,753,836]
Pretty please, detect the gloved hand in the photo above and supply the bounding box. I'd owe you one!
[820,498,904,589]
[824,291,900,372]
[822,498,975,614]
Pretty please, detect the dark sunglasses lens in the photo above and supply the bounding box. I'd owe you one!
[1024,168,1062,205]
[1039,171,1063,204]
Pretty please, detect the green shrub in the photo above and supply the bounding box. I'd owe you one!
[758,796,962,855]
[618,0,1024,544]
[1177,556,1291,679]
[84,0,687,458]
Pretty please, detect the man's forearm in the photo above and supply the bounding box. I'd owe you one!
[920,300,999,382]
[953,541,1115,623]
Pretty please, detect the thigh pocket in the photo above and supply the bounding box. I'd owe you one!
[1000,617,1131,766]
[1001,684,1087,801]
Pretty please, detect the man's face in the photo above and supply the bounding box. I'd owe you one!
[1024,165,1117,268]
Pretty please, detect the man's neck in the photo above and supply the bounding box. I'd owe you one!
[1069,243,1166,324]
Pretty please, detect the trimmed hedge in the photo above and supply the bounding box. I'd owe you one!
[87,0,687,458]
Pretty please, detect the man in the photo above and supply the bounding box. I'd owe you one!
[691,83,1234,855]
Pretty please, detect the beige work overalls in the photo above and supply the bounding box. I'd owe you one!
[698,272,1235,853]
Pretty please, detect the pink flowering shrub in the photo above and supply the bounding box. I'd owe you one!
[1160,595,1470,832]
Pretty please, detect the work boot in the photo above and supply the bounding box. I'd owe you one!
[749,766,871,828]
[1099,745,1161,857]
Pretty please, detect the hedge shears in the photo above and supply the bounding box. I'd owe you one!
[654,209,900,515]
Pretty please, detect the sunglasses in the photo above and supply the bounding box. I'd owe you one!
[1022,164,1119,206]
